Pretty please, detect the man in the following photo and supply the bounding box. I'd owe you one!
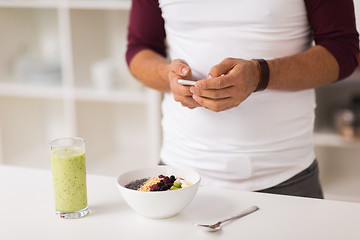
[126,0,359,198]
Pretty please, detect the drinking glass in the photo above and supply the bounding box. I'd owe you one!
[50,137,89,219]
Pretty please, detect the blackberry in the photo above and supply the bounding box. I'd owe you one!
[163,177,171,183]
[150,184,158,191]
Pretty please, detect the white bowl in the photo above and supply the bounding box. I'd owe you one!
[116,166,201,218]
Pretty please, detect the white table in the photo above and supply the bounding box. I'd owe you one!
[1,165,359,240]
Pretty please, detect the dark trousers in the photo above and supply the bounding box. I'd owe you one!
[257,160,324,199]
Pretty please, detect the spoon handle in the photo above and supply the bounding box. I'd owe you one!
[219,205,259,225]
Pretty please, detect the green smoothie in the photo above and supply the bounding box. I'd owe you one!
[51,147,88,213]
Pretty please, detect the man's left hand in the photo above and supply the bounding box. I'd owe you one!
[190,58,260,112]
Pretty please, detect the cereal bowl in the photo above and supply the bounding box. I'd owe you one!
[116,165,201,218]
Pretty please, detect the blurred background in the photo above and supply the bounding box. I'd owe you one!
[0,0,359,203]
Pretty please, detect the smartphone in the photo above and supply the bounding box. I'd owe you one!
[178,79,196,86]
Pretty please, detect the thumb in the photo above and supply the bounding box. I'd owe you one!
[172,59,193,79]
[208,58,236,78]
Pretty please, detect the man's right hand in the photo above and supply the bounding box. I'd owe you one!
[168,59,201,109]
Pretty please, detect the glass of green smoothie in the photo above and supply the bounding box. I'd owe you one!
[50,137,89,219]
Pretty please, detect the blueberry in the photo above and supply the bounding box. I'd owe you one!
[170,175,176,182]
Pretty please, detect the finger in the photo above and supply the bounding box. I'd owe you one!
[194,75,234,90]
[190,86,235,99]
[175,96,201,108]
[192,95,237,112]
[172,82,194,97]
[181,104,199,109]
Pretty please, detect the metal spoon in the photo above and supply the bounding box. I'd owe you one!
[194,205,259,232]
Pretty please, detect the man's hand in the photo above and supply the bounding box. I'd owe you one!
[168,59,201,109]
[190,58,259,112]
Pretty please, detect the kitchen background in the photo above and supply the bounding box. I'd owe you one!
[0,0,359,203]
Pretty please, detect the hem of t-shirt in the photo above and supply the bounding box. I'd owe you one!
[163,156,315,192]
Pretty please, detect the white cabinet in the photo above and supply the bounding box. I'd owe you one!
[0,0,162,176]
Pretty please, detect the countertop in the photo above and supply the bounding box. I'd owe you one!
[1,165,359,240]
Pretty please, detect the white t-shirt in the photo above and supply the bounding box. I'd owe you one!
[159,0,315,191]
